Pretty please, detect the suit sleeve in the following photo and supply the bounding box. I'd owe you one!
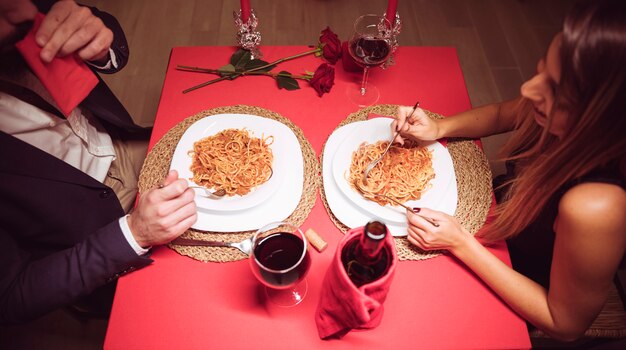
[87,6,130,73]
[0,221,152,325]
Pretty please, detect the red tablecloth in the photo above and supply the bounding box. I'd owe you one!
[104,46,530,349]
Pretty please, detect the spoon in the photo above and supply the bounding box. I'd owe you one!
[374,194,440,227]
[362,101,420,185]
[189,186,227,199]
[171,236,252,255]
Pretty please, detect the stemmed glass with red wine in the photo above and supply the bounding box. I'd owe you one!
[347,14,392,106]
[249,221,311,307]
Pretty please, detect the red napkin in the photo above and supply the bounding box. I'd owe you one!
[315,226,398,340]
[15,13,98,117]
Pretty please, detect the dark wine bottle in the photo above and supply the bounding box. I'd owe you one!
[341,221,391,287]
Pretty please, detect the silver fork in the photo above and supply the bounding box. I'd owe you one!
[171,237,252,255]
[361,129,400,185]
[374,194,440,227]
[362,101,420,185]
[188,186,227,199]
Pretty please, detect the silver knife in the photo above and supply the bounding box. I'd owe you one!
[170,237,230,247]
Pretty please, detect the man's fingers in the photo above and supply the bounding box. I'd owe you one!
[37,4,97,62]
[77,24,112,61]
[160,170,179,187]
[161,188,195,217]
[157,182,193,207]
[58,15,105,57]
[152,201,197,244]
[35,2,72,46]
[170,210,198,237]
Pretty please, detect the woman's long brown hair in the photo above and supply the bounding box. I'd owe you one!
[481,0,626,242]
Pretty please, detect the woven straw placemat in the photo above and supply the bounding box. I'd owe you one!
[138,105,319,263]
[319,104,493,261]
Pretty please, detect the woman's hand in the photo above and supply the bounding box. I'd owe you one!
[127,170,197,248]
[36,0,112,63]
[390,106,441,145]
[406,207,472,254]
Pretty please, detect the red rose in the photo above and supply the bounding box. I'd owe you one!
[319,27,342,65]
[309,63,335,97]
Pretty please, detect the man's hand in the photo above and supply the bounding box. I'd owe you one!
[35,0,112,63]
[127,170,197,248]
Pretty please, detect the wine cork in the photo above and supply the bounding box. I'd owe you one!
[305,228,327,252]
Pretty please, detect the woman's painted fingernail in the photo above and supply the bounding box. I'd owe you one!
[412,207,421,213]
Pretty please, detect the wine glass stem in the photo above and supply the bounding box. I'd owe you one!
[360,67,370,96]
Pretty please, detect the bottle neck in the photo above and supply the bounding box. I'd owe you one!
[356,221,387,261]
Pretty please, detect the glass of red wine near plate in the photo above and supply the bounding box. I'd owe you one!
[347,14,393,107]
[249,221,311,307]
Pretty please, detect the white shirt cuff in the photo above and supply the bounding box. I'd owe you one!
[119,215,150,256]
[87,48,118,70]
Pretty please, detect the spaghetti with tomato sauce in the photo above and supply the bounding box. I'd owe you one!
[189,128,274,196]
[348,140,435,206]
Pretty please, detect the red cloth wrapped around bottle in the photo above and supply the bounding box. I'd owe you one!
[15,13,99,117]
[314,225,398,340]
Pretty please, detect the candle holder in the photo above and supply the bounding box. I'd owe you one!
[234,9,262,59]
[380,11,401,68]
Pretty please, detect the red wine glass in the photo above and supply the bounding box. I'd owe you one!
[249,221,311,307]
[347,14,392,106]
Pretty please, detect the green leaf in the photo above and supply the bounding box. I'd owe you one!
[218,63,236,77]
[276,71,300,91]
[219,64,236,72]
[245,59,275,72]
[230,49,252,69]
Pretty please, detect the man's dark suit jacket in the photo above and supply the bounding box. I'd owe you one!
[0,2,153,325]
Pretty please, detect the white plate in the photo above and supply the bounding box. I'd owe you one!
[323,123,407,235]
[323,118,457,236]
[171,114,288,212]
[170,114,303,232]
[331,118,457,223]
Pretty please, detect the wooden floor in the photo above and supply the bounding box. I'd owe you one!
[1,1,577,349]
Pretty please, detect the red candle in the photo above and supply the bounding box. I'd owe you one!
[241,0,251,23]
[385,0,397,26]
